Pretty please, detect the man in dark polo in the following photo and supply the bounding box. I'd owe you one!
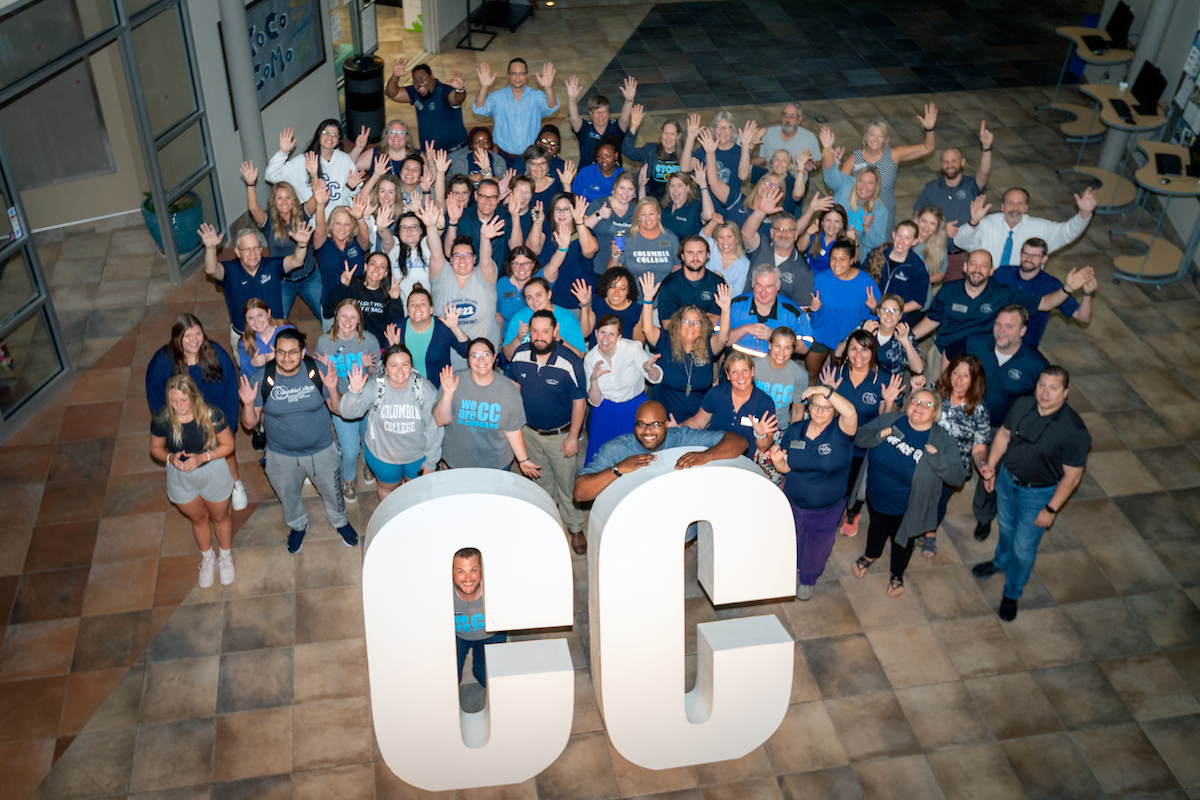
[655,235,728,324]
[506,310,588,554]
[965,305,1048,542]
[973,366,1090,621]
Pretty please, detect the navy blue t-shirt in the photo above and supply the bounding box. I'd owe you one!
[833,365,886,456]
[404,81,469,151]
[781,419,855,509]
[655,328,715,422]
[867,418,930,515]
[965,333,1048,428]
[926,279,1040,357]
[576,119,623,167]
[692,145,742,200]
[877,246,930,324]
[991,266,1079,347]
[656,268,727,321]
[218,257,287,332]
[314,238,366,307]
[662,200,703,240]
[456,207,512,271]
[590,296,641,345]
[699,381,775,456]
[535,226,595,310]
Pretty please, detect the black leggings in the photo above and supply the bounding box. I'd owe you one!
[863,497,916,580]
[845,455,866,516]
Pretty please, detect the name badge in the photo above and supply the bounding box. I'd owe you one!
[789,440,806,450]
[951,303,969,313]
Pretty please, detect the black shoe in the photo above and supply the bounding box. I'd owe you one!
[287,526,307,554]
[974,521,991,541]
[252,425,267,452]
[998,597,1018,621]
[336,523,359,547]
[972,560,999,579]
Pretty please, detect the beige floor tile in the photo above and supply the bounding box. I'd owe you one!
[139,655,220,724]
[1100,654,1200,721]
[1001,607,1090,669]
[533,730,620,800]
[932,616,1024,679]
[293,639,369,705]
[763,701,847,774]
[840,574,927,631]
[1000,732,1105,800]
[293,696,372,772]
[926,744,1025,800]
[853,754,945,800]
[894,681,992,751]
[1084,450,1163,497]
[865,625,957,688]
[212,707,293,783]
[825,691,921,762]
[1071,722,1179,797]
[964,672,1063,740]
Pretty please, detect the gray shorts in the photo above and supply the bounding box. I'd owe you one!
[166,456,234,505]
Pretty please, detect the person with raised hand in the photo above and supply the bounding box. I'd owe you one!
[566,75,635,167]
[473,59,559,169]
[839,104,939,235]
[266,121,366,209]
[384,287,470,389]
[623,103,686,202]
[384,59,469,153]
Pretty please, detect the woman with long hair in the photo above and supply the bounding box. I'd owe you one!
[339,345,443,502]
[385,206,437,307]
[239,161,322,321]
[526,192,599,310]
[146,314,246,509]
[807,239,881,384]
[312,180,371,316]
[639,274,732,421]
[321,251,405,344]
[820,128,891,252]
[823,327,904,537]
[623,105,683,201]
[355,116,413,176]
[150,374,237,588]
[701,218,750,296]
[920,355,990,557]
[852,386,965,597]
[314,299,381,503]
[915,204,949,285]
[583,171,638,274]
[678,350,777,459]
[659,168,714,240]
[265,120,367,210]
[583,314,663,463]
[800,203,851,273]
[606,198,680,284]
[238,298,295,376]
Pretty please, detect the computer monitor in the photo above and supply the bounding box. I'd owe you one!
[1130,62,1167,115]
[1106,1,1134,49]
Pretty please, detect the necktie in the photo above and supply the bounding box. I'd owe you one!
[1000,231,1013,267]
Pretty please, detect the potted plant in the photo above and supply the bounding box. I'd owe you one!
[141,191,204,254]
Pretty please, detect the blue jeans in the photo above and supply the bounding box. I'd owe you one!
[281,267,323,321]
[456,633,507,686]
[332,413,369,483]
[993,464,1058,600]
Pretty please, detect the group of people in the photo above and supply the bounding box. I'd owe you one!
[143,56,1097,633]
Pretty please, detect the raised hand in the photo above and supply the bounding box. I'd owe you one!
[376,203,395,233]
[863,213,874,234]
[536,61,556,88]
[444,191,464,224]
[304,151,320,177]
[639,272,660,302]
[1083,275,1098,295]
[374,151,390,177]
[620,76,638,101]
[480,215,506,240]
[384,323,402,347]
[969,194,991,225]
[415,195,441,228]
[630,104,645,132]
[440,365,459,394]
[571,278,592,305]
[348,362,368,394]
[498,168,515,199]
[348,192,370,220]
[917,103,938,131]
[739,119,763,148]
[571,194,589,225]
[638,162,649,191]
[819,363,841,389]
[686,113,702,141]
[896,321,911,338]
[340,261,356,286]
[865,286,877,310]
[697,127,718,153]
[354,126,370,152]
[979,120,994,150]
[752,411,778,440]
[692,164,707,188]
[910,374,927,391]
[392,57,408,78]
[450,71,465,91]
[473,145,490,171]
[818,126,836,150]
[591,360,611,382]
[881,372,904,405]
[388,275,402,300]
[290,221,314,246]
[641,353,661,377]
[1075,186,1097,216]
[810,193,834,214]
[440,303,462,328]
[476,62,496,89]
[554,222,572,250]
[833,146,845,163]
[312,178,330,207]
[317,355,340,392]
[198,223,222,249]
[279,127,296,154]
[757,182,785,215]
[239,161,258,185]
[809,290,822,312]
[419,170,435,195]
[557,159,577,188]
[1064,266,1095,292]
[564,74,581,100]
[347,168,367,190]
[714,282,732,310]
[432,148,451,174]
[237,374,260,405]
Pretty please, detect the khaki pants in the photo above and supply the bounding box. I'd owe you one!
[516,426,586,532]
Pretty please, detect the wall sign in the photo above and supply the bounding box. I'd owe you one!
[219,0,326,125]
[363,451,796,791]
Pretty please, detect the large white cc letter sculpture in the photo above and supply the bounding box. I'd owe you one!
[362,469,575,791]
[588,448,796,770]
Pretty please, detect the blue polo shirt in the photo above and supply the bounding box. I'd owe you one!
[656,268,727,321]
[700,382,775,455]
[573,165,623,202]
[991,266,1079,347]
[965,333,1048,428]
[496,276,526,329]
[314,238,365,307]
[455,207,512,271]
[217,257,287,332]
[580,426,726,474]
[728,295,812,356]
[781,420,855,509]
[877,246,930,324]
[867,418,930,515]
[925,279,1040,357]
[506,341,586,431]
[833,364,887,456]
[575,119,623,167]
[403,81,469,151]
[662,200,703,240]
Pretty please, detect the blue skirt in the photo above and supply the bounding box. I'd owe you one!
[585,393,647,465]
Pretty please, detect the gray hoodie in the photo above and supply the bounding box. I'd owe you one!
[339,374,443,467]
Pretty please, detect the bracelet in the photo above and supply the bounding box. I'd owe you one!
[1083,291,1094,297]
[641,299,654,305]
[518,458,529,464]
[923,127,935,133]
[579,302,591,308]
[206,452,211,462]
[981,147,992,152]
[1044,503,1059,514]
[557,246,569,252]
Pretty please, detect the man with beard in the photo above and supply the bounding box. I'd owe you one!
[912,122,994,279]
[965,306,1049,542]
[911,249,1093,371]
[452,548,505,688]
[954,186,1097,270]
[992,238,1096,347]
[753,103,821,171]
[385,60,470,154]
[507,311,589,554]
[739,184,817,306]
[655,235,728,323]
[573,400,749,504]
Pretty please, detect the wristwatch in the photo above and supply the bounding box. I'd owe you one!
[611,465,621,477]
[1044,503,1059,514]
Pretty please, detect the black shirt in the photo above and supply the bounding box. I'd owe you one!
[1000,395,1090,485]
[150,407,229,455]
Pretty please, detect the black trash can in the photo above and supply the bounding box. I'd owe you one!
[343,54,385,143]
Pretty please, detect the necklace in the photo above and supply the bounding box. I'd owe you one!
[684,352,693,397]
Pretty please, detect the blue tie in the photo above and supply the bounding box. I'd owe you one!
[1000,231,1013,267]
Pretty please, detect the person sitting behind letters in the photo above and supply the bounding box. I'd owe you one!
[453,547,506,688]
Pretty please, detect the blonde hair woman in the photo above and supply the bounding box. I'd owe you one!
[150,374,237,588]
[700,217,750,294]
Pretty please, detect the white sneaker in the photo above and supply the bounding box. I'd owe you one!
[231,480,248,511]
[198,555,215,588]
[217,553,236,585]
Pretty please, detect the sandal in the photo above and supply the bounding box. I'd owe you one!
[887,575,905,597]
[852,555,873,579]
[922,535,937,559]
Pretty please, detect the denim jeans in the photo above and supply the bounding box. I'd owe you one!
[993,464,1058,600]
[332,413,369,483]
[281,267,324,321]
[456,633,507,687]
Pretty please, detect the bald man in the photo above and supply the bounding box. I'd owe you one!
[912,121,994,280]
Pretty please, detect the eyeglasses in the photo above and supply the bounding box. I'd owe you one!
[386,129,406,136]
[511,260,535,269]
[879,307,900,315]
[237,245,261,253]
[634,421,666,430]
[320,131,340,139]
[451,253,474,261]
[509,70,527,76]
[276,348,302,357]
[398,224,422,232]
[681,319,702,327]
[781,112,800,120]
[469,352,493,360]
[809,403,834,412]
[910,399,935,408]
[772,227,796,234]
[477,193,499,201]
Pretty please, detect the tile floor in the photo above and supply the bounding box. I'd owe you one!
[0,0,1199,797]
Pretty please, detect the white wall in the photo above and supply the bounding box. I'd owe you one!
[188,0,341,227]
